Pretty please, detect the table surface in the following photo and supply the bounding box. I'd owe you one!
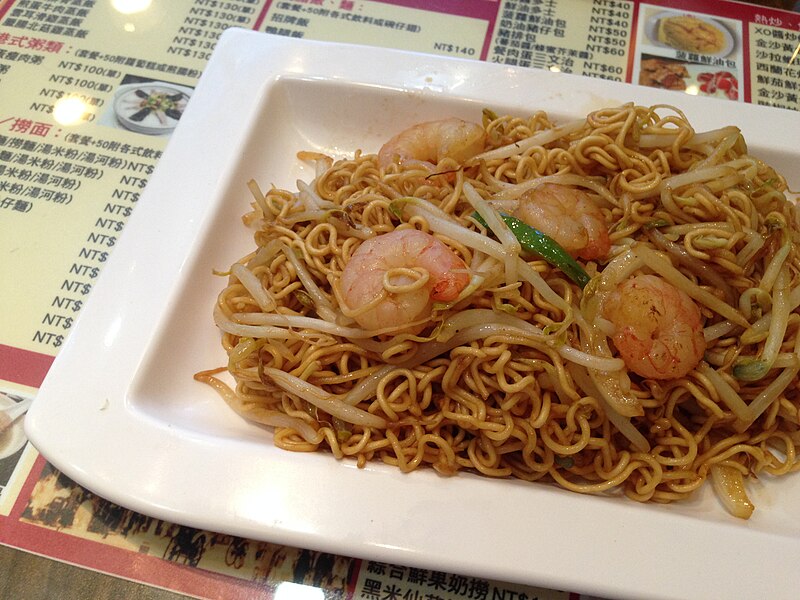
[1,0,799,598]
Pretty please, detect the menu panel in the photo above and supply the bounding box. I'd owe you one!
[749,18,800,109]
[488,0,635,80]
[255,0,494,59]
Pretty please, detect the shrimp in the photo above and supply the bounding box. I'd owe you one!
[378,118,486,168]
[504,183,611,261]
[339,229,470,331]
[602,274,706,380]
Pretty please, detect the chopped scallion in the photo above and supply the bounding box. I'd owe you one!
[472,211,591,288]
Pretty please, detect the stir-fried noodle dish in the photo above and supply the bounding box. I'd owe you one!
[197,103,800,519]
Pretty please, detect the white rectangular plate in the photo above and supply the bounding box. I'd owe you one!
[27,29,800,600]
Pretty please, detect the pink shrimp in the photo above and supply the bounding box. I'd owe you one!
[339,229,470,331]
[507,183,611,261]
[602,274,706,380]
[378,118,486,169]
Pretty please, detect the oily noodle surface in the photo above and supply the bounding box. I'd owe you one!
[206,104,800,506]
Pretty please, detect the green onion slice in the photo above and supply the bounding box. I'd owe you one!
[472,211,591,288]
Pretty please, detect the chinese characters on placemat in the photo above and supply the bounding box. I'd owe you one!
[354,561,572,600]
[1,0,94,39]
[0,132,160,347]
[0,0,798,598]
[257,0,493,60]
[750,16,800,109]
[489,0,633,80]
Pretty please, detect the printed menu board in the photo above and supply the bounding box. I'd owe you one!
[0,0,798,598]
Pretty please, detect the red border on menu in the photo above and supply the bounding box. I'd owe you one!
[0,0,16,21]
[627,2,643,84]
[0,345,54,389]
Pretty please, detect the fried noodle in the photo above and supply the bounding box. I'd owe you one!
[197,103,800,518]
